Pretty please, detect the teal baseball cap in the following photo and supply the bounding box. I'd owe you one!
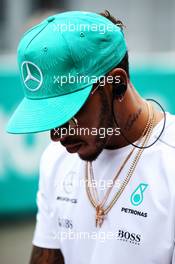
[6,11,127,134]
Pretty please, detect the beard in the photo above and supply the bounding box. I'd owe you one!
[78,136,106,162]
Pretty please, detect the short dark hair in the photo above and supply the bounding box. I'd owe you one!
[99,10,130,79]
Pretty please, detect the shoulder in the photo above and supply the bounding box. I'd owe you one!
[39,142,79,182]
[153,112,175,177]
[145,112,175,168]
[157,112,175,151]
[40,141,75,171]
[40,141,67,166]
[148,112,175,189]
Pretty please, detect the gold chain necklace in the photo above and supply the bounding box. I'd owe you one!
[85,102,155,228]
[88,102,152,207]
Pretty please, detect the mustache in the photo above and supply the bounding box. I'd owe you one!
[60,138,83,146]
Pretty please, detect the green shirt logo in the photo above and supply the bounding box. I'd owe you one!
[130,183,148,206]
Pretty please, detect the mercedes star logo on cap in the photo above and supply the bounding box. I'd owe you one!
[21,61,43,92]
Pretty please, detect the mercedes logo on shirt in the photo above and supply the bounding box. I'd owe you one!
[63,171,76,194]
[21,61,43,92]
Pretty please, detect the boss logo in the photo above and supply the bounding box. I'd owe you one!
[117,229,141,245]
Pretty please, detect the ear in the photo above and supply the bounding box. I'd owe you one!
[108,68,128,85]
[108,68,128,100]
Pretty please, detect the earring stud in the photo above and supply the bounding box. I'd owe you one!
[118,95,124,102]
[69,117,78,127]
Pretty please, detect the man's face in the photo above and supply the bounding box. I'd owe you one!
[50,85,114,161]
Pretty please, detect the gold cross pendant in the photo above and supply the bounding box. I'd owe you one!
[95,205,105,228]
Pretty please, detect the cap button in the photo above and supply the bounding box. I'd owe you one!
[47,16,55,22]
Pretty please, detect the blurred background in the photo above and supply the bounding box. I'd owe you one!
[0,0,175,263]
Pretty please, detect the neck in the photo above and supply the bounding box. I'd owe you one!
[105,83,164,149]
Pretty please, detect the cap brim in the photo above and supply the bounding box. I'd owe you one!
[6,84,93,134]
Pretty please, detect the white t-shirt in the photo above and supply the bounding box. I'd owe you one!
[33,112,175,264]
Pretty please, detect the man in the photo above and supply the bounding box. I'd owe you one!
[6,10,175,264]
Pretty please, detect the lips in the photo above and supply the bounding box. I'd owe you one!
[64,142,82,153]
